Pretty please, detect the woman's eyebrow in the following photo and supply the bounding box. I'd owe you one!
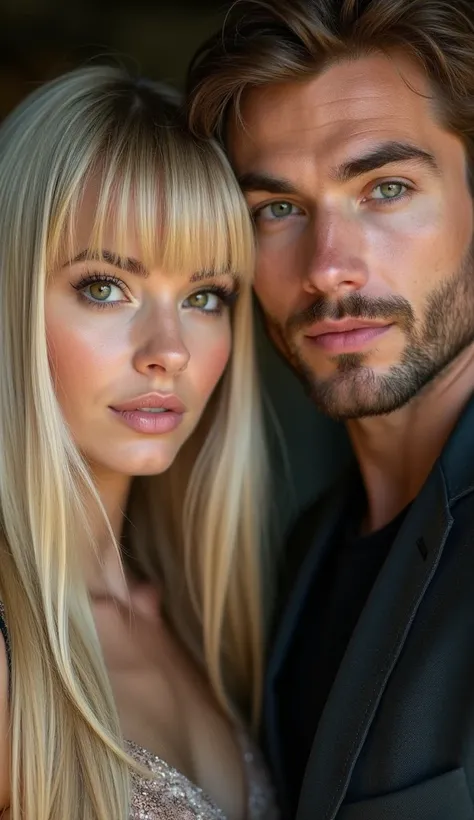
[69,248,149,277]
[190,269,238,282]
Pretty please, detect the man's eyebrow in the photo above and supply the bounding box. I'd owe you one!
[237,172,300,196]
[332,141,440,183]
[69,248,149,277]
[237,143,439,195]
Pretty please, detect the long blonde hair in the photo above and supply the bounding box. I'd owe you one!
[0,65,267,819]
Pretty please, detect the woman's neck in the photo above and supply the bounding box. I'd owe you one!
[83,466,133,602]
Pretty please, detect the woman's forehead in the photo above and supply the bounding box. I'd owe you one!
[54,164,254,280]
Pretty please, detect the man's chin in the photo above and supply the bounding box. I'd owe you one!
[304,368,409,421]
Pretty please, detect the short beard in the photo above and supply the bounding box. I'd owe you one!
[265,244,474,421]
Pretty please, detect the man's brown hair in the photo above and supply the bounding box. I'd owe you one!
[187,0,474,177]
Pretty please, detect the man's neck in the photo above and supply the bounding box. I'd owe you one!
[346,345,474,533]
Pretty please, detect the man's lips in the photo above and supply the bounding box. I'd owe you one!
[304,319,393,353]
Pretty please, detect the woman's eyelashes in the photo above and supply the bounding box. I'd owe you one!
[183,284,238,314]
[72,273,130,308]
[71,272,239,314]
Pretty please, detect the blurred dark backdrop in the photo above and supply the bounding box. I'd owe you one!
[0,0,225,117]
[0,0,352,545]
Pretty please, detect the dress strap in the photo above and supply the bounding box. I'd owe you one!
[0,602,11,676]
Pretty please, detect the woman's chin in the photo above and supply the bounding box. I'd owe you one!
[87,443,183,478]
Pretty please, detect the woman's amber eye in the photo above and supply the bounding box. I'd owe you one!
[187,292,210,308]
[88,282,113,301]
[77,279,125,305]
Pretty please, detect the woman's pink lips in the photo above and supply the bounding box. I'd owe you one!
[111,392,186,414]
[110,407,184,434]
[109,391,186,433]
[305,323,393,353]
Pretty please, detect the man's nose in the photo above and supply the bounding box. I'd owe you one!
[302,209,369,297]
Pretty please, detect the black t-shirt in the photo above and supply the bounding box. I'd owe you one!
[278,494,409,815]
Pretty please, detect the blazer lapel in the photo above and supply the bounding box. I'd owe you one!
[295,463,453,820]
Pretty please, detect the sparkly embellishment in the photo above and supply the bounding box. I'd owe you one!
[127,729,278,820]
[0,603,278,819]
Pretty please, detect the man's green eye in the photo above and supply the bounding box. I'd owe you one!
[270,202,294,218]
[373,182,406,200]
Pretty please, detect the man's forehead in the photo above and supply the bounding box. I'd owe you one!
[229,52,437,169]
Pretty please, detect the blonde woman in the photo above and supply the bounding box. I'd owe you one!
[0,66,276,820]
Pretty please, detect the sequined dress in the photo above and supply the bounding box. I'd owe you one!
[126,729,277,820]
[0,603,278,820]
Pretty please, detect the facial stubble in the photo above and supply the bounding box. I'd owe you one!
[264,243,474,420]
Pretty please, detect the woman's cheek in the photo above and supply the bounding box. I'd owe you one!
[46,311,114,428]
[191,327,232,400]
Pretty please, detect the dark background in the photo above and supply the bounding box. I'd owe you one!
[0,0,352,542]
[0,0,223,117]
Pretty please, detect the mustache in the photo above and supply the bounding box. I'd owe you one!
[288,292,415,333]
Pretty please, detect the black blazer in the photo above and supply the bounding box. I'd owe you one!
[265,394,474,820]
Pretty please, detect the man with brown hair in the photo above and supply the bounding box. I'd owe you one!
[187,2,474,818]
